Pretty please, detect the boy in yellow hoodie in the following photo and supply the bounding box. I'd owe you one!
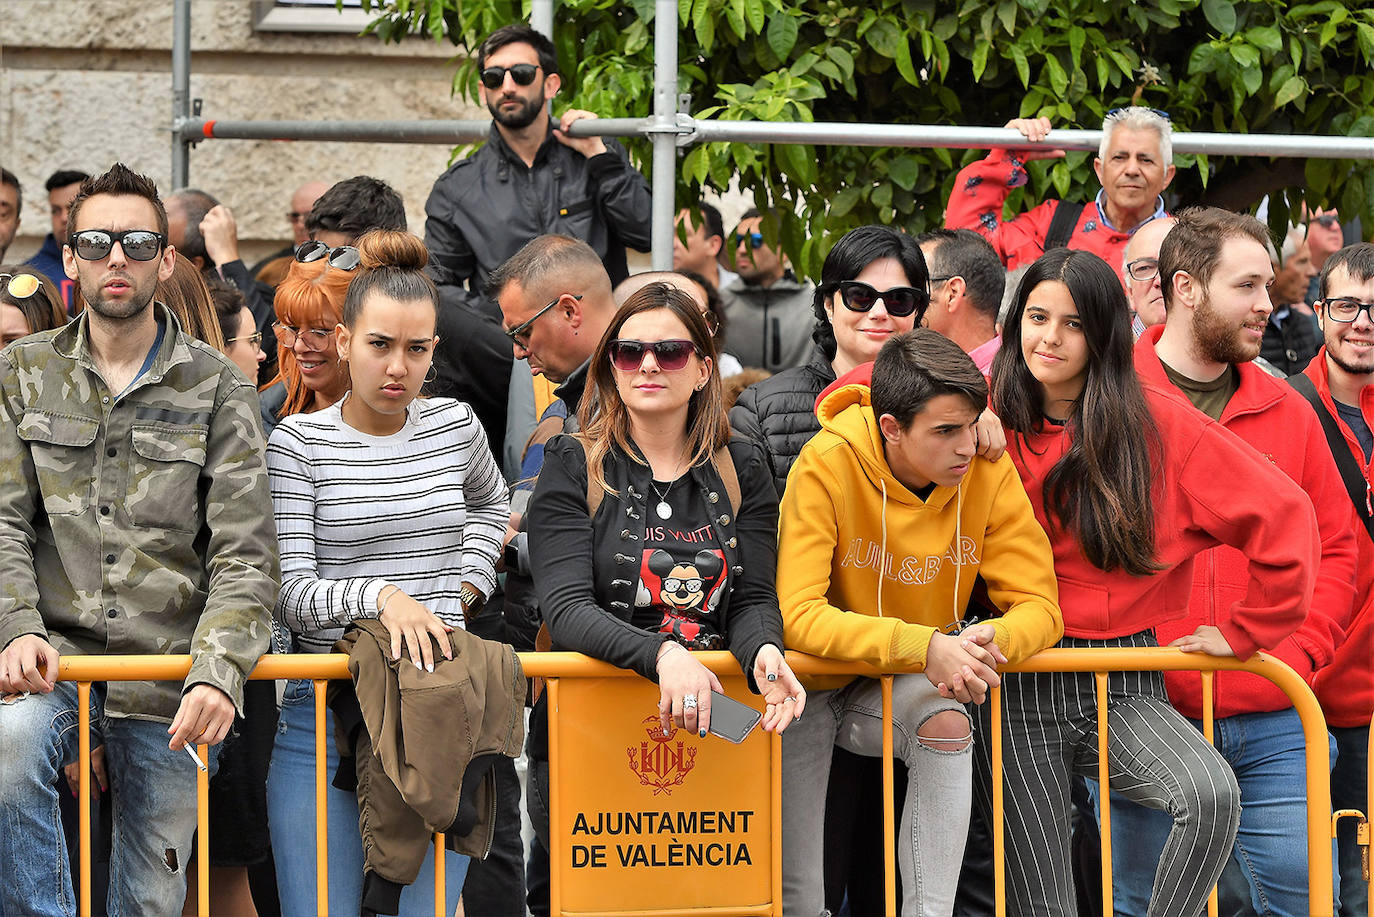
[777,329,1061,917]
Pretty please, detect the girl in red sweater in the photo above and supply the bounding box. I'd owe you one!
[983,248,1319,917]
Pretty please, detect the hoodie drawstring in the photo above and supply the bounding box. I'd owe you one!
[877,479,888,618]
[953,481,963,631]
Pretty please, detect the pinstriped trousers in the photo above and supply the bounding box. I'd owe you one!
[969,631,1241,917]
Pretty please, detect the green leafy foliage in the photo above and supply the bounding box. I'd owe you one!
[362,0,1374,279]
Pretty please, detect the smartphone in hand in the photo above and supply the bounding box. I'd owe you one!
[707,690,762,744]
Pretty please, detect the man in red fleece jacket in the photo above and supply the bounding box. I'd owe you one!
[944,107,1174,273]
[1304,242,1374,917]
[1114,207,1357,917]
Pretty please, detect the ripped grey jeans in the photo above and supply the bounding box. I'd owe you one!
[781,674,972,917]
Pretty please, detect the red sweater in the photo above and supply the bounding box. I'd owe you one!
[944,149,1155,273]
[1304,350,1374,727]
[1007,383,1319,650]
[1134,328,1358,718]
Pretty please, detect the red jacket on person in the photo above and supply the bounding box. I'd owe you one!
[1005,382,1318,650]
[944,149,1161,273]
[1303,348,1374,728]
[1133,327,1358,719]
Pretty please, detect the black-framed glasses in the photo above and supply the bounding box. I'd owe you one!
[1126,258,1160,282]
[1320,298,1374,324]
[480,63,540,89]
[929,275,955,286]
[833,281,928,319]
[1106,106,1171,121]
[68,229,166,262]
[607,338,701,373]
[273,322,335,351]
[295,240,361,271]
[735,231,764,249]
[506,294,579,346]
[226,330,265,349]
[1,273,42,300]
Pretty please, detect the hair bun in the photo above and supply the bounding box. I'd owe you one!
[356,229,429,272]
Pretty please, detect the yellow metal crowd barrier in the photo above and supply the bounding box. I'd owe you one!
[55,648,1364,917]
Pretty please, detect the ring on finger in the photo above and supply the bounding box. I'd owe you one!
[783,696,796,703]
[682,693,698,710]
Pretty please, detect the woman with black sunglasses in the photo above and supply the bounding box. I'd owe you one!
[523,283,805,912]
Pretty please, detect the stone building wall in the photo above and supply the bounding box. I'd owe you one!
[1,0,475,264]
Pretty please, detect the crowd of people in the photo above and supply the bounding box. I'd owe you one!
[0,20,1371,917]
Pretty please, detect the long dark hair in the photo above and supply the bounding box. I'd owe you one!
[990,249,1162,575]
[579,283,730,499]
[812,225,928,360]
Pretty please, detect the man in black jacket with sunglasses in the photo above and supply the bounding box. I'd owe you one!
[423,24,652,455]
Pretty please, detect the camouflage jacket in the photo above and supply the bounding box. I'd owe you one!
[0,306,280,720]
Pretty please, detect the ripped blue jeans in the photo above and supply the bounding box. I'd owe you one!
[782,674,972,917]
[0,681,219,917]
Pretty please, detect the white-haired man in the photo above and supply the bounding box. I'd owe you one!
[946,106,1176,273]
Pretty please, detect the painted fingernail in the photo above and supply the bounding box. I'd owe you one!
[426,663,434,673]
[766,673,777,682]
[414,660,423,670]
[699,728,707,738]
[664,727,671,737]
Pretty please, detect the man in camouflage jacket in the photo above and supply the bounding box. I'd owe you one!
[0,163,279,917]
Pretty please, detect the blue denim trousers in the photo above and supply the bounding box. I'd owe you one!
[1096,707,1337,917]
[0,681,219,917]
[1331,725,1368,917]
[266,678,469,917]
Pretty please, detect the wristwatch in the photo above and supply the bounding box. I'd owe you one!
[459,583,484,616]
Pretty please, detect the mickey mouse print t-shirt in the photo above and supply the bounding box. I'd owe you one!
[632,475,728,649]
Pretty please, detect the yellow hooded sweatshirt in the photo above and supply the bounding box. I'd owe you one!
[777,382,1063,691]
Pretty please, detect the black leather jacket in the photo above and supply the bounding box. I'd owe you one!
[423,122,652,453]
[527,433,784,688]
[729,349,836,496]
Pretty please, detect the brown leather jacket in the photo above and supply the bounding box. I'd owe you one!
[328,620,525,907]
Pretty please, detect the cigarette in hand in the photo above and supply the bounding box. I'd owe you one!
[185,744,207,772]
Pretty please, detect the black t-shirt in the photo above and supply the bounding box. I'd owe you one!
[1335,400,1374,462]
[631,476,729,649]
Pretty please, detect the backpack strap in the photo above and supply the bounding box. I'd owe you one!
[1043,200,1085,251]
[1288,373,1374,539]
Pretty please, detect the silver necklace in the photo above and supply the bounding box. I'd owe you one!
[649,478,675,520]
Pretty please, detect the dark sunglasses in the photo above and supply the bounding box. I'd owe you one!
[833,281,928,319]
[735,231,764,249]
[1,273,43,300]
[1312,213,1340,229]
[295,240,361,270]
[68,229,165,262]
[607,338,700,373]
[480,63,540,90]
[1320,298,1374,324]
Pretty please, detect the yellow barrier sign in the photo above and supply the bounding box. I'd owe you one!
[551,675,776,913]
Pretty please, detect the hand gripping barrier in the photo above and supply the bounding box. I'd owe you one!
[52,647,1355,917]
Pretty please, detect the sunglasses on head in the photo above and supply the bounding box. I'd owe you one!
[295,240,361,271]
[607,338,700,373]
[833,281,928,319]
[1,273,43,300]
[735,231,764,249]
[68,229,165,262]
[480,63,540,90]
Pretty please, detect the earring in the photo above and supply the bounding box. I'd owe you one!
[424,364,437,385]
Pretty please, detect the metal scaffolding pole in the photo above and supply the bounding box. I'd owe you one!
[530,0,553,40]
[171,117,1374,161]
[171,0,192,189]
[649,0,678,270]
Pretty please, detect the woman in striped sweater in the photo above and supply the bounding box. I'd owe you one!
[264,229,509,916]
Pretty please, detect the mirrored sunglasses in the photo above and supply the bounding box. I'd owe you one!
[735,231,764,249]
[295,240,361,271]
[69,229,166,262]
[480,63,540,90]
[834,281,928,319]
[1,273,43,300]
[607,338,700,373]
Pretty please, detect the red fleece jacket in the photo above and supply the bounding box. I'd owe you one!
[1303,349,1374,727]
[1134,327,1357,718]
[943,149,1154,273]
